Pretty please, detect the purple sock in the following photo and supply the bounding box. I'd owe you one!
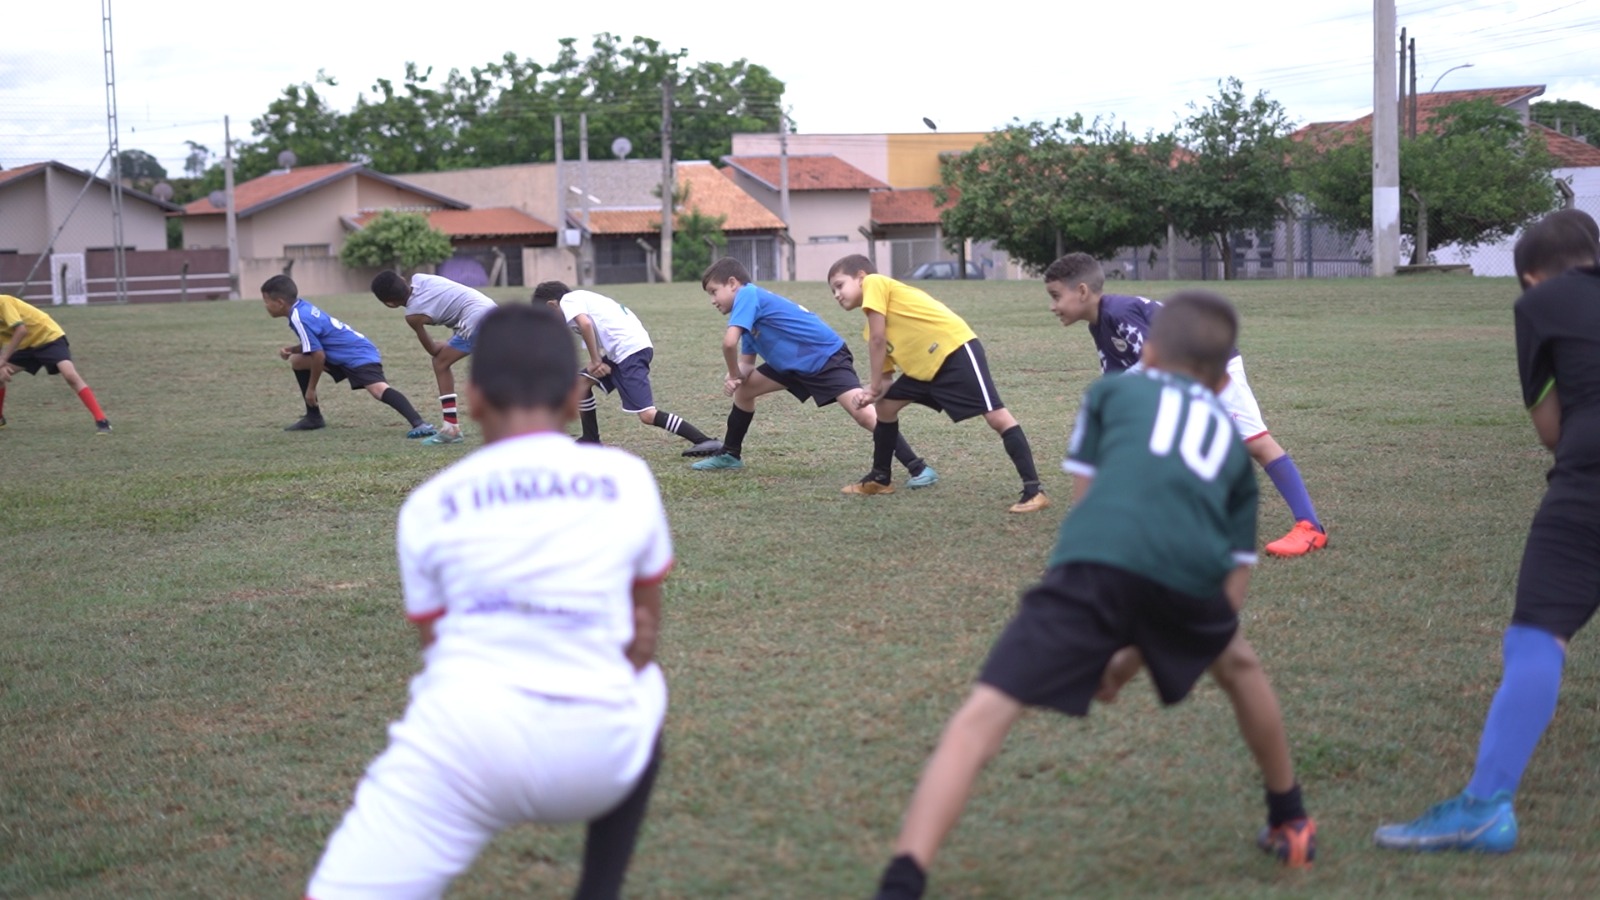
[1466,625,1565,799]
[1263,454,1320,529]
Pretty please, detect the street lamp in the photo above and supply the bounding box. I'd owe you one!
[1430,63,1474,93]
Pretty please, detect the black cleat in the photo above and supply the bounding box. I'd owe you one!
[284,415,327,432]
[682,438,725,458]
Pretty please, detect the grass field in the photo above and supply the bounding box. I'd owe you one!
[4,275,1599,898]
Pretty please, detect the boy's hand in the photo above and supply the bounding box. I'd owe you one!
[587,361,612,379]
[723,375,742,396]
[0,364,12,384]
[857,376,892,407]
[279,346,295,360]
[425,341,441,357]
[303,387,319,407]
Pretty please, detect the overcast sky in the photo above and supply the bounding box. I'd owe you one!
[4,0,1598,178]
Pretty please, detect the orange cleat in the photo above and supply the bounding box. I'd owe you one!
[842,478,894,496]
[1258,817,1317,868]
[1008,492,1051,514]
[1265,520,1327,557]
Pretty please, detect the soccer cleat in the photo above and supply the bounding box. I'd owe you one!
[1265,520,1327,557]
[284,415,326,432]
[691,452,744,471]
[1009,491,1051,514]
[683,438,725,458]
[1258,817,1318,868]
[906,465,939,489]
[405,423,438,439]
[1373,792,1517,853]
[843,475,894,495]
[95,419,113,435]
[0,415,7,428]
[421,427,464,445]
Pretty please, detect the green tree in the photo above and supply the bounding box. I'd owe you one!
[1167,78,1297,280]
[666,184,727,282]
[237,71,352,179]
[338,211,453,271]
[183,141,211,179]
[116,148,167,183]
[1531,98,1600,147]
[937,117,1174,271]
[1298,100,1559,262]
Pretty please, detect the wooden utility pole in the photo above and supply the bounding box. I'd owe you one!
[579,112,590,286]
[779,113,792,280]
[1408,37,1419,138]
[224,115,239,299]
[660,75,674,283]
[1373,0,1401,276]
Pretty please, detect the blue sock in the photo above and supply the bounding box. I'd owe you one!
[1465,625,1565,800]
[1263,455,1320,529]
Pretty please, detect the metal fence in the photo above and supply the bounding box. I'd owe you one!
[1105,218,1372,281]
[1431,196,1600,277]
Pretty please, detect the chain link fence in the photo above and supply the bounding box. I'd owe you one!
[1431,196,1600,277]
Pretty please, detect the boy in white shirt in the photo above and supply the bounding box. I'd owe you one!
[372,271,500,445]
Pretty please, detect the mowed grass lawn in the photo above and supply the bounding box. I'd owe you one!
[4,275,1599,898]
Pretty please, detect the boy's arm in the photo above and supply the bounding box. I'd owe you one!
[0,322,28,367]
[574,313,609,376]
[861,309,891,403]
[626,580,663,671]
[1223,566,1252,612]
[301,350,327,406]
[721,325,747,391]
[405,314,440,356]
[1530,384,1561,450]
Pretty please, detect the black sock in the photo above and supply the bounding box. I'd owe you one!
[1001,425,1041,496]
[651,409,712,445]
[293,369,320,417]
[893,432,926,476]
[574,736,663,900]
[722,405,754,459]
[379,387,423,427]
[578,390,600,443]
[875,854,927,900]
[870,420,898,482]
[1266,783,1306,828]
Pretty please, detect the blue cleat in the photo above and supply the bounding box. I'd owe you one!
[1374,792,1517,853]
[906,465,938,489]
[406,422,438,439]
[691,452,744,471]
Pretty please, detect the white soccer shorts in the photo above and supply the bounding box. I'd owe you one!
[1217,355,1269,442]
[306,664,667,900]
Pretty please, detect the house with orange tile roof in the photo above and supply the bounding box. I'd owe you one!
[179,162,562,296]
[721,155,889,280]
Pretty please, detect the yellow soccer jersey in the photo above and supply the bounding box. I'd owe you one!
[860,274,976,381]
[0,294,66,350]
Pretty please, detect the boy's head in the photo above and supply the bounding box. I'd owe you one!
[826,254,876,311]
[468,303,579,422]
[371,270,412,308]
[261,274,299,318]
[701,257,752,315]
[531,281,572,308]
[1514,212,1600,288]
[1545,207,1600,243]
[1142,290,1239,391]
[1043,253,1106,326]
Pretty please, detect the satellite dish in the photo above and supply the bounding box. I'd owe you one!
[922,117,938,132]
[208,190,227,209]
[277,150,297,169]
[612,137,633,160]
[152,182,174,202]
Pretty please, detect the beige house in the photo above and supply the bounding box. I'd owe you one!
[721,155,888,281]
[0,161,174,254]
[730,132,990,189]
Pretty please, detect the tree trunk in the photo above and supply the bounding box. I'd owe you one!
[1215,234,1233,281]
[1408,188,1428,266]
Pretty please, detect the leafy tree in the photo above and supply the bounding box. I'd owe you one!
[665,185,727,282]
[1167,78,1297,280]
[116,149,167,182]
[338,211,453,271]
[238,71,352,179]
[1298,100,1559,262]
[937,117,1174,271]
[1532,99,1600,147]
[183,141,211,179]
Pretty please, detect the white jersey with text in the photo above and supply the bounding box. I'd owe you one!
[558,290,653,364]
[398,431,673,704]
[406,273,498,338]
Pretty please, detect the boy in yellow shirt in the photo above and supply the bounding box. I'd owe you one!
[827,256,1046,513]
[0,294,111,433]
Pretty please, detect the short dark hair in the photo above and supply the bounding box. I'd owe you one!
[371,270,409,303]
[826,254,876,281]
[261,274,298,301]
[1043,253,1106,294]
[1544,207,1600,243]
[701,257,752,289]
[1514,213,1600,283]
[470,304,578,411]
[1148,290,1239,386]
[531,281,572,304]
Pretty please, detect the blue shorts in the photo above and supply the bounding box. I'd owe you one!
[447,332,474,354]
[580,349,655,413]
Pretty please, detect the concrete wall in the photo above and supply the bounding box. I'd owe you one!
[399,165,560,226]
[730,132,988,188]
[243,256,385,299]
[524,246,577,286]
[0,177,48,253]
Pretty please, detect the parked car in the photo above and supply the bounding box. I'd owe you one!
[906,260,985,280]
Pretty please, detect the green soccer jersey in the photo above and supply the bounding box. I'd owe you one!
[1051,368,1259,598]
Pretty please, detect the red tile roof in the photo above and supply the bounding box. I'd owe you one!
[871,188,957,226]
[1533,124,1600,168]
[182,163,465,217]
[354,207,556,238]
[0,162,47,188]
[722,155,889,191]
[0,161,178,209]
[1292,86,1547,145]
[578,163,785,236]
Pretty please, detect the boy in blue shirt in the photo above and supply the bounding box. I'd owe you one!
[692,257,935,486]
[262,275,435,437]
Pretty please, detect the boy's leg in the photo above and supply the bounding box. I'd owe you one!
[430,345,470,439]
[54,360,110,431]
[980,409,1046,511]
[693,373,784,470]
[578,382,602,443]
[876,685,1024,899]
[635,406,720,455]
[363,381,433,435]
[840,388,932,483]
[1094,646,1145,704]
[573,736,664,900]
[285,355,326,431]
[1220,360,1324,555]
[846,396,913,494]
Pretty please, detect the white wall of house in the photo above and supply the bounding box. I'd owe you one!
[1432,166,1600,276]
[0,168,168,253]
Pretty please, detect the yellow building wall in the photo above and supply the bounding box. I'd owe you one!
[884,133,988,188]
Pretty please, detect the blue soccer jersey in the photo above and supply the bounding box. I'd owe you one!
[288,299,382,368]
[1092,294,1242,374]
[729,284,845,375]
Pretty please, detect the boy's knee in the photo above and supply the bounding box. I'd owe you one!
[1210,638,1262,689]
[636,408,656,425]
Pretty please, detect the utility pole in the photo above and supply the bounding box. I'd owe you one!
[660,75,674,284]
[224,115,239,299]
[1398,27,1407,139]
[579,112,591,286]
[1373,0,1401,276]
[1408,37,1418,138]
[101,0,127,304]
[779,113,792,280]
